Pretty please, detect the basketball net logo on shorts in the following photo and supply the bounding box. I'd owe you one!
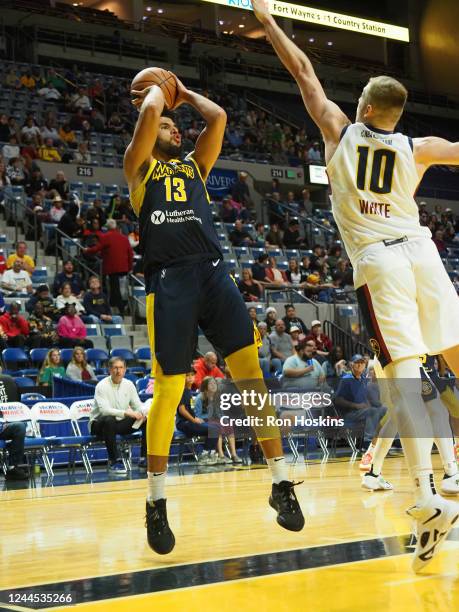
[369,338,380,358]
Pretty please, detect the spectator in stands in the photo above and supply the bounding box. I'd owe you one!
[0,160,10,205]
[283,218,306,250]
[269,319,294,365]
[300,188,313,216]
[0,374,29,480]
[238,268,262,302]
[265,256,288,287]
[257,321,281,375]
[2,135,20,161]
[193,352,225,388]
[26,284,57,317]
[176,371,219,465]
[220,196,238,223]
[335,354,386,447]
[28,301,58,348]
[89,356,146,474]
[48,195,66,223]
[305,320,332,357]
[71,87,91,111]
[285,258,304,285]
[48,171,70,200]
[56,303,93,349]
[37,82,61,101]
[6,157,27,186]
[25,167,47,197]
[107,112,124,134]
[0,303,30,348]
[84,219,133,316]
[21,117,41,146]
[322,346,348,380]
[231,171,253,208]
[89,108,105,132]
[1,259,33,296]
[247,306,258,325]
[7,241,35,273]
[0,114,9,142]
[310,244,326,270]
[251,253,269,283]
[56,282,85,315]
[38,348,66,385]
[52,260,83,297]
[58,122,76,147]
[308,142,322,163]
[433,229,448,256]
[86,198,106,227]
[282,304,308,335]
[317,272,347,303]
[57,203,84,241]
[4,68,19,89]
[73,142,91,165]
[66,346,97,383]
[19,72,36,90]
[288,325,303,348]
[40,120,60,144]
[265,306,278,333]
[282,339,325,391]
[326,245,342,271]
[228,219,253,247]
[83,276,122,324]
[254,222,267,247]
[38,137,62,162]
[265,221,283,247]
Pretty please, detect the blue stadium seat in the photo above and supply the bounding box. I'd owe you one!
[29,348,49,367]
[14,377,35,389]
[2,348,29,373]
[59,349,74,365]
[101,324,126,337]
[134,347,150,361]
[85,348,109,368]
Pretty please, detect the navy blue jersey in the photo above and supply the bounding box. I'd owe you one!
[131,155,222,274]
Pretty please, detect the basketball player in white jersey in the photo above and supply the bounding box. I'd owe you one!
[253,0,459,571]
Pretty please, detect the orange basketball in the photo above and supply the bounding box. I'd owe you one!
[130,67,178,109]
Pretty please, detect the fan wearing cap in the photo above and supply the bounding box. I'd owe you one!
[49,194,66,223]
[334,354,386,447]
[305,320,333,359]
[26,284,58,320]
[288,325,304,348]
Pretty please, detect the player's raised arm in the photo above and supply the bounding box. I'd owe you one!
[176,80,226,180]
[252,0,349,145]
[413,136,459,168]
[124,85,165,185]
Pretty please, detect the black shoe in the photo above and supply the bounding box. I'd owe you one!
[145,499,175,555]
[5,466,29,481]
[269,481,305,532]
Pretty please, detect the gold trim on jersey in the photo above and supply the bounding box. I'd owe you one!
[129,159,158,217]
[186,154,211,204]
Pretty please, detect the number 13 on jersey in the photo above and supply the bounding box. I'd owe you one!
[164,177,187,202]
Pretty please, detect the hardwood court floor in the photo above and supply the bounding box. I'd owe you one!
[0,456,458,612]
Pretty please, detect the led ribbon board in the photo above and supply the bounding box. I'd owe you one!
[200,0,410,42]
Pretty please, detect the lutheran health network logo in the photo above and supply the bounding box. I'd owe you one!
[151,209,202,225]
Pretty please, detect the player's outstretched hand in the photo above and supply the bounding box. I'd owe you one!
[252,0,271,24]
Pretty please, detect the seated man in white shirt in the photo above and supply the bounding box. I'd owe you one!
[282,338,325,391]
[1,259,33,296]
[89,357,147,473]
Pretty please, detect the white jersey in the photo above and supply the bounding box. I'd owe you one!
[327,122,431,264]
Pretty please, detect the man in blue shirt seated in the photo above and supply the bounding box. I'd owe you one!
[335,354,386,447]
[282,339,325,391]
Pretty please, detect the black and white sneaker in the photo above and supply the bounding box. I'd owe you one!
[145,499,175,555]
[407,494,459,572]
[269,481,305,532]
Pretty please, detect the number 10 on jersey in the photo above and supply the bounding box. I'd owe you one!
[356,146,396,194]
[165,177,187,202]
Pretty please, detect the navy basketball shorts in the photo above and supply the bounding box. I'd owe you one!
[145,259,255,375]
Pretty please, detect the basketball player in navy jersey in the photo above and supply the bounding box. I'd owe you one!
[253,0,459,571]
[124,76,304,555]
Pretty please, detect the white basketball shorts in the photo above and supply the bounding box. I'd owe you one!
[353,237,459,367]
